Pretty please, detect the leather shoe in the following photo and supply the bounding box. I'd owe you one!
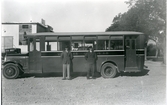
[92,77,96,79]
[62,78,66,80]
[67,78,71,80]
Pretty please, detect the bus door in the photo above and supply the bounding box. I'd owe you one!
[28,37,42,73]
[125,36,138,71]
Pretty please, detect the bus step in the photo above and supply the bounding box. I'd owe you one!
[124,67,141,72]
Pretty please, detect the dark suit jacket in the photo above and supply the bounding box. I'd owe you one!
[61,51,73,64]
[85,51,97,64]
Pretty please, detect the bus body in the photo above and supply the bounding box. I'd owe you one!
[2,31,145,79]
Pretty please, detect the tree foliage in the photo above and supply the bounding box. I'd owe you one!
[106,0,166,42]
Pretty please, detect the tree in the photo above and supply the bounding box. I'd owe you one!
[106,0,166,63]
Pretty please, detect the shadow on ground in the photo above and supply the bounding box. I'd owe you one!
[120,69,150,77]
[18,69,149,79]
[19,72,101,79]
[147,57,164,62]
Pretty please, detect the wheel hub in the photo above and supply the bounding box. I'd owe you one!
[105,67,113,76]
[6,67,15,76]
[3,64,20,79]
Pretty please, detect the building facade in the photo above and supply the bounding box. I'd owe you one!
[1,22,53,52]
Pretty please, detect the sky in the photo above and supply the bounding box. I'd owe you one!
[1,0,129,32]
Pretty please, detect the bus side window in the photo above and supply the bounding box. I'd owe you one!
[110,41,115,50]
[110,40,123,50]
[97,36,109,50]
[97,40,109,50]
[84,36,97,50]
[109,36,123,50]
[71,43,77,51]
[71,36,85,50]
[71,41,84,51]
[30,38,34,51]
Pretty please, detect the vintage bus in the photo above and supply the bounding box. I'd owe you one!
[2,31,146,79]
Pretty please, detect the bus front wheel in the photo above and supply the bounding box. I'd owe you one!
[101,63,117,78]
[3,63,20,79]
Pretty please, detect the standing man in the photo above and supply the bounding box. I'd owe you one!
[61,46,73,80]
[85,46,97,79]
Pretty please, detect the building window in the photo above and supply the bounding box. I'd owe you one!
[22,25,29,29]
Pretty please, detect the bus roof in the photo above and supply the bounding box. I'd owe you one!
[26,31,144,37]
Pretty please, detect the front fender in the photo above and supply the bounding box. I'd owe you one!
[2,61,24,72]
[2,60,18,65]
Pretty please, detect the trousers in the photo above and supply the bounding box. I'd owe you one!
[63,64,70,79]
[86,63,95,77]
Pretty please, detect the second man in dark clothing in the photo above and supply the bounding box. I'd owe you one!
[85,46,97,79]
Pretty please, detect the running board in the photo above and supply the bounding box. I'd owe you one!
[124,67,141,72]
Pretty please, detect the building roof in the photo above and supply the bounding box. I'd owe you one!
[2,22,47,29]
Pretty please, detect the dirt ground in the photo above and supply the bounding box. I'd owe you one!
[1,60,166,105]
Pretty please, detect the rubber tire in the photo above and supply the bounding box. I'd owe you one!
[3,63,20,79]
[101,63,117,78]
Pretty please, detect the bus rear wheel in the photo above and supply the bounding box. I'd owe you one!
[101,63,117,78]
[3,63,20,79]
